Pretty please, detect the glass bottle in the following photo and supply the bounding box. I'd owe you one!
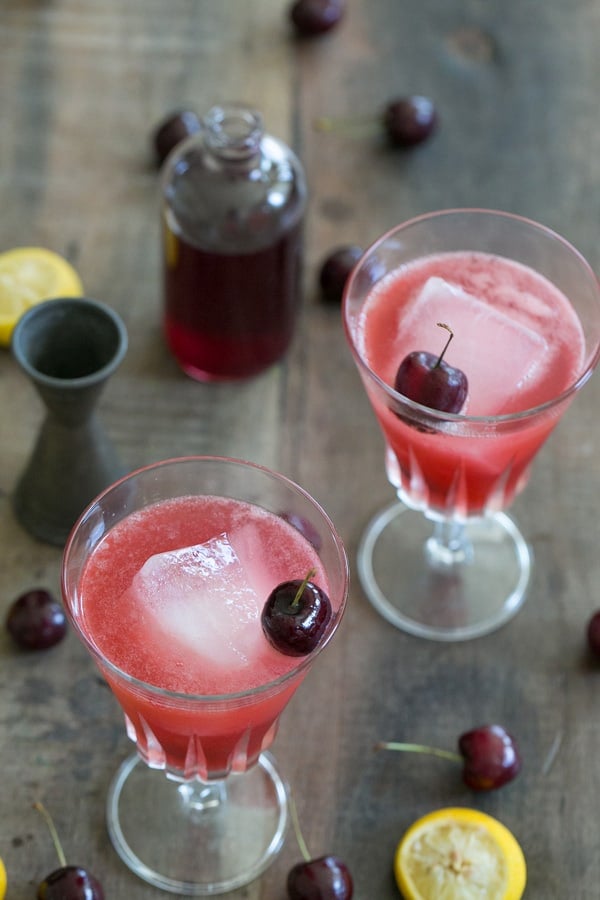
[160,104,307,381]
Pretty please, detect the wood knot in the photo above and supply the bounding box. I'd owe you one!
[446,26,498,65]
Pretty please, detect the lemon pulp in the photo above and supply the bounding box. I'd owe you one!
[0,246,83,346]
[394,807,527,900]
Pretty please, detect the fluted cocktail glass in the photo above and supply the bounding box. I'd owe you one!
[343,209,600,641]
[62,456,348,894]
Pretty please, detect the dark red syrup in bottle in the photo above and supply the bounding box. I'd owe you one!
[161,105,307,381]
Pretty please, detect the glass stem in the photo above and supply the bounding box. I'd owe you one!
[425,518,474,570]
[177,779,227,821]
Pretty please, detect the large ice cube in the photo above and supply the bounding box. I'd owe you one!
[130,533,264,670]
[400,276,548,414]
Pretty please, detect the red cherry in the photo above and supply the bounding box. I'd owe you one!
[377,722,521,791]
[38,866,104,900]
[587,610,600,657]
[152,109,201,167]
[289,0,345,36]
[34,802,104,900]
[262,571,332,656]
[6,588,67,650]
[394,323,468,414]
[280,511,323,552]
[319,245,363,304]
[383,95,438,147]
[287,854,353,898]
[458,724,522,790]
[286,791,353,899]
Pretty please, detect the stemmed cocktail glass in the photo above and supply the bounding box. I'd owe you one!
[343,209,600,641]
[61,456,348,895]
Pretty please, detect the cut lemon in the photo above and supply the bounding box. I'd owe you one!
[0,246,83,347]
[394,807,527,900]
[0,855,6,900]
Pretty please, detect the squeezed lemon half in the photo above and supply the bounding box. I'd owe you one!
[0,246,84,346]
[394,807,527,900]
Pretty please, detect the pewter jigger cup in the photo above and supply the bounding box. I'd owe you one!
[11,297,128,545]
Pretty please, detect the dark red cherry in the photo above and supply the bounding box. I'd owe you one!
[262,573,332,656]
[35,802,104,900]
[395,351,468,413]
[459,724,522,790]
[383,95,438,147]
[378,721,521,792]
[319,245,363,304]
[6,588,67,650]
[289,0,345,36]
[38,865,104,900]
[288,855,353,899]
[152,109,201,166]
[394,324,468,414]
[280,512,323,552]
[587,610,600,658]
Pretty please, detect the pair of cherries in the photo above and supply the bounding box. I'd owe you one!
[262,574,351,898]
[284,723,521,899]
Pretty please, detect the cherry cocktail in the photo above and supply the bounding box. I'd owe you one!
[62,456,348,895]
[343,209,600,640]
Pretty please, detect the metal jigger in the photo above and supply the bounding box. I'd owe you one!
[11,297,128,546]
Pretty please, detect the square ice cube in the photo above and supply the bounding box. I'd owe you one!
[401,276,548,414]
[131,533,264,670]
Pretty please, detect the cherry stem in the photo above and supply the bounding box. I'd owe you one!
[34,801,67,868]
[375,741,462,764]
[292,568,317,608]
[435,322,454,368]
[313,114,378,136]
[289,790,312,862]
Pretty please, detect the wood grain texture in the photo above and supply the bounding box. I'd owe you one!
[2,1,600,897]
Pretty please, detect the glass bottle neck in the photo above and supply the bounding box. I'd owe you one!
[203,105,263,163]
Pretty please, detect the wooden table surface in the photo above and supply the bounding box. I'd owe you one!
[2,1,600,897]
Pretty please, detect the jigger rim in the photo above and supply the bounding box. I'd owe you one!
[11,296,128,389]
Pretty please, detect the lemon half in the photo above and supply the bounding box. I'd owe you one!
[394,807,527,900]
[0,246,83,346]
[0,855,6,899]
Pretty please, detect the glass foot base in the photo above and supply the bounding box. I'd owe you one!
[358,502,531,641]
[106,752,288,895]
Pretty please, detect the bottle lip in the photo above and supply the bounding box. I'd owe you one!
[203,104,264,159]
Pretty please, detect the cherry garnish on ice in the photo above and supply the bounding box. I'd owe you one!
[287,791,353,899]
[319,245,363,304]
[289,0,345,36]
[394,322,468,414]
[586,610,600,658]
[35,802,104,900]
[262,569,332,656]
[377,723,521,791]
[383,95,438,147]
[6,588,67,650]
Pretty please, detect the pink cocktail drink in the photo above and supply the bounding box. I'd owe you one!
[77,494,329,780]
[62,457,348,894]
[343,210,600,641]
[358,250,585,517]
